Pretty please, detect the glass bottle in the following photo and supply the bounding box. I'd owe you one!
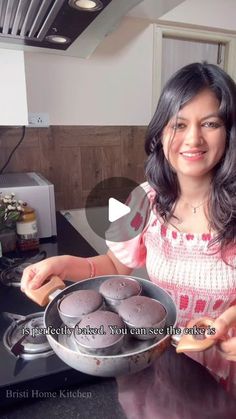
[16,205,39,251]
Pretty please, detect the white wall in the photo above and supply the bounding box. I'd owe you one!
[0,50,28,126]
[128,0,185,19]
[24,18,153,126]
[160,0,236,32]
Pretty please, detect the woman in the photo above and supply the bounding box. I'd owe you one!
[21,62,236,395]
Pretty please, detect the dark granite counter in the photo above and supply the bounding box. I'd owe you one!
[1,213,236,419]
[1,379,126,419]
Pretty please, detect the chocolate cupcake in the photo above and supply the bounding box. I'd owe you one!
[58,289,103,328]
[99,277,141,312]
[118,296,167,340]
[74,310,126,355]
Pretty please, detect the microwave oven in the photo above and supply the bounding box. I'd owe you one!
[0,172,57,239]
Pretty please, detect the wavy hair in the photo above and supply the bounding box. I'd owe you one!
[145,62,236,262]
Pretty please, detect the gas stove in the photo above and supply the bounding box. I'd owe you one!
[0,251,47,287]
[0,246,97,407]
[3,311,53,359]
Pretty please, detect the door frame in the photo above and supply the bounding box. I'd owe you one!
[152,24,236,113]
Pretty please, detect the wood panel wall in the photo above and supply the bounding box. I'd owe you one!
[0,126,147,210]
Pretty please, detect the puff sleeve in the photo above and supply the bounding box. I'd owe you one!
[106,182,154,269]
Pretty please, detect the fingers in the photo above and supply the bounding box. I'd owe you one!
[217,337,236,361]
[207,317,228,339]
[204,306,236,361]
[21,264,52,292]
[217,306,236,328]
[219,337,236,354]
[21,256,68,293]
[21,266,37,292]
[206,306,236,340]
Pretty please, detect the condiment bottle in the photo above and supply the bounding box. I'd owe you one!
[16,205,39,251]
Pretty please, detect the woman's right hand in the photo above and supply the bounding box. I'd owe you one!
[20,255,70,293]
[206,306,236,361]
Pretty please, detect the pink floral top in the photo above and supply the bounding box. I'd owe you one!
[106,182,236,395]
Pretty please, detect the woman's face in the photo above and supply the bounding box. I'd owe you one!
[162,89,226,182]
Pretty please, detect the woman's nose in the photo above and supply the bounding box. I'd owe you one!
[184,125,203,146]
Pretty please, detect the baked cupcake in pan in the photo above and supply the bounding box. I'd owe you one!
[74,310,126,355]
[99,277,141,312]
[58,289,103,328]
[118,295,167,340]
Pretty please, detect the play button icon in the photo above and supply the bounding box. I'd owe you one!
[85,177,149,243]
[108,198,131,222]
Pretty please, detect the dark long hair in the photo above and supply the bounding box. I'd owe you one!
[145,62,236,260]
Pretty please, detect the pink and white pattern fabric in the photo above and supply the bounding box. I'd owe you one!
[107,182,236,396]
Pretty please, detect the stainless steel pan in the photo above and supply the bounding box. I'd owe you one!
[24,275,216,377]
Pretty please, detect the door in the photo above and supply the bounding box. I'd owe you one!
[161,37,225,87]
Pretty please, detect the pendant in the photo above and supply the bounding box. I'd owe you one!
[193,208,197,214]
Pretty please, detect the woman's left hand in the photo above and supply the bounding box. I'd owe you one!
[207,306,236,361]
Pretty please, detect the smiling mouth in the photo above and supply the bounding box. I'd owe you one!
[181,151,206,157]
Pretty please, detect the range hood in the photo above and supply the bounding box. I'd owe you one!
[0,0,143,58]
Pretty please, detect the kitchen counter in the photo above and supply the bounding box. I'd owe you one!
[1,213,236,419]
[1,379,125,419]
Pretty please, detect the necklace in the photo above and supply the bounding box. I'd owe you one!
[188,200,207,214]
[180,198,209,215]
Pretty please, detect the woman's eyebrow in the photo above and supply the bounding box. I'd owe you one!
[174,113,221,121]
[200,113,221,120]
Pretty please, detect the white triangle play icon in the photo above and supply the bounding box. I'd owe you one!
[108,198,131,222]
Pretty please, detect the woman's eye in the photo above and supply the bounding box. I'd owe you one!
[171,123,186,130]
[202,121,222,128]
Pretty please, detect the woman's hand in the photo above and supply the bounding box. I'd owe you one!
[20,252,131,294]
[207,306,236,361]
[20,255,71,292]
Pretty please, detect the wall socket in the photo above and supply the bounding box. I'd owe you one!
[28,112,50,127]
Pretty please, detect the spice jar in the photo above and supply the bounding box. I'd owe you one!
[16,205,39,251]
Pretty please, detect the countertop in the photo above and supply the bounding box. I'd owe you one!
[1,213,236,419]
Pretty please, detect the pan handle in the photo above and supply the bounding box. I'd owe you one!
[171,317,216,353]
[24,276,65,306]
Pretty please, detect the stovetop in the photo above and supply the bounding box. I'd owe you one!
[0,252,47,287]
[0,279,94,405]
[0,215,99,407]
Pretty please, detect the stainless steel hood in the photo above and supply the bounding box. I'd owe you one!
[0,0,143,58]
